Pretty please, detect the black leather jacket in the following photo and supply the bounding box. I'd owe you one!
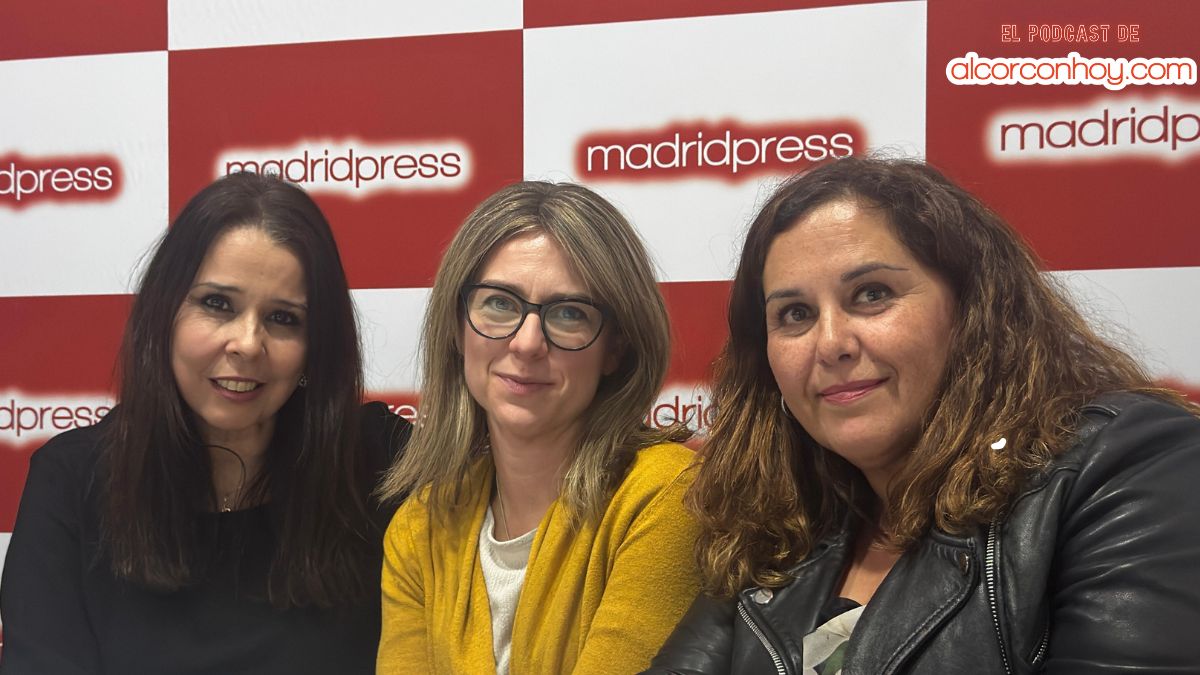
[645,393,1200,674]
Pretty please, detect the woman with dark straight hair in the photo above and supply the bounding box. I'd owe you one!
[0,172,411,674]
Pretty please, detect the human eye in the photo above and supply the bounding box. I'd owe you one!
[481,292,519,315]
[853,283,893,306]
[267,309,303,327]
[198,294,233,313]
[547,302,591,324]
[771,303,813,331]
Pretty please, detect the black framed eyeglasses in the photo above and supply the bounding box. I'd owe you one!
[460,284,606,351]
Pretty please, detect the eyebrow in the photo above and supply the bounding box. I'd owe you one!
[763,262,910,304]
[192,282,309,311]
[841,262,908,282]
[474,280,594,304]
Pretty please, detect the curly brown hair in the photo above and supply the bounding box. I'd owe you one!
[691,156,1189,597]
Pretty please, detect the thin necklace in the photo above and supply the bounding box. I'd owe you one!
[220,488,240,513]
[208,444,247,513]
[494,480,512,540]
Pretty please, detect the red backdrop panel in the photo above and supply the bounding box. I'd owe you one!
[0,0,166,61]
[0,294,129,530]
[168,30,524,290]
[926,0,1200,271]
[662,280,731,385]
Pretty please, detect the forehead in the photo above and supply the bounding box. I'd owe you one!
[195,226,306,290]
[475,231,588,292]
[764,200,911,279]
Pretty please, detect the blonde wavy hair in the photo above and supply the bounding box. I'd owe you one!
[691,157,1192,597]
[378,181,687,521]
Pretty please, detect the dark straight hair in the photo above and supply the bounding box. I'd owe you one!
[103,171,373,609]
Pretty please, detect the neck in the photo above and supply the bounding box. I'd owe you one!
[488,425,573,540]
[202,422,274,512]
[860,456,907,514]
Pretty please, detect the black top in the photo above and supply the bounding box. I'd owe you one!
[0,402,412,675]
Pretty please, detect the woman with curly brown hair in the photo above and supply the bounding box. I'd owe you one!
[646,157,1200,674]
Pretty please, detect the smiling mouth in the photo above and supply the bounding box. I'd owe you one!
[819,379,887,404]
[497,374,551,392]
[213,379,263,393]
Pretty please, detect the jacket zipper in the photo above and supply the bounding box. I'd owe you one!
[737,600,787,675]
[1031,624,1049,666]
[986,519,1014,675]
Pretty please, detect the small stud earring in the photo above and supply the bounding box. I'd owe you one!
[298,375,309,388]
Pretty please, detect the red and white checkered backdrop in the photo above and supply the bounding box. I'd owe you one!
[2,0,1198,623]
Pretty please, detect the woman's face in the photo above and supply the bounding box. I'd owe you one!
[762,199,956,494]
[462,231,619,449]
[171,226,308,446]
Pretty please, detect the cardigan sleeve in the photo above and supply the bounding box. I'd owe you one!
[1045,396,1200,672]
[570,458,703,675]
[0,429,103,675]
[377,498,433,675]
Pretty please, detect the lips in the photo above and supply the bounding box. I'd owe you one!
[496,373,552,395]
[211,378,263,393]
[819,378,887,404]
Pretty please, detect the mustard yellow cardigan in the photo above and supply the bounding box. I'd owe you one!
[377,443,701,675]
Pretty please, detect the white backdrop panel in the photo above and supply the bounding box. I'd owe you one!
[168,0,523,50]
[0,533,9,601]
[1053,266,1200,384]
[356,287,431,394]
[0,51,168,298]
[523,1,926,283]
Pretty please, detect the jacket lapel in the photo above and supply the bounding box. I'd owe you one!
[842,530,978,675]
[743,527,855,674]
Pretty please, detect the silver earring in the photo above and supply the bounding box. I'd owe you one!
[298,375,309,388]
[780,394,794,420]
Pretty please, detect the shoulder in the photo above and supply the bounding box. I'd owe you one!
[27,413,111,481]
[359,401,414,466]
[624,441,700,478]
[1033,391,1200,509]
[622,442,697,488]
[13,414,112,524]
[386,456,491,545]
[608,442,698,515]
[1057,392,1198,468]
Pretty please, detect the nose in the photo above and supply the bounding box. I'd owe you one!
[508,311,549,358]
[814,308,859,366]
[225,313,265,357]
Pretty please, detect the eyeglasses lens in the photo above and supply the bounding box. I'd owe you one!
[465,287,602,350]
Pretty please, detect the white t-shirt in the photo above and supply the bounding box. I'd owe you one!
[479,506,536,675]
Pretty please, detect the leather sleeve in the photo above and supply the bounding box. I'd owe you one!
[1046,396,1200,673]
[641,591,738,675]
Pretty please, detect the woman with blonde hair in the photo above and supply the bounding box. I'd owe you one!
[377,181,701,674]
[647,157,1200,673]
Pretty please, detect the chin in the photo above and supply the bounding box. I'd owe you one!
[487,410,542,434]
